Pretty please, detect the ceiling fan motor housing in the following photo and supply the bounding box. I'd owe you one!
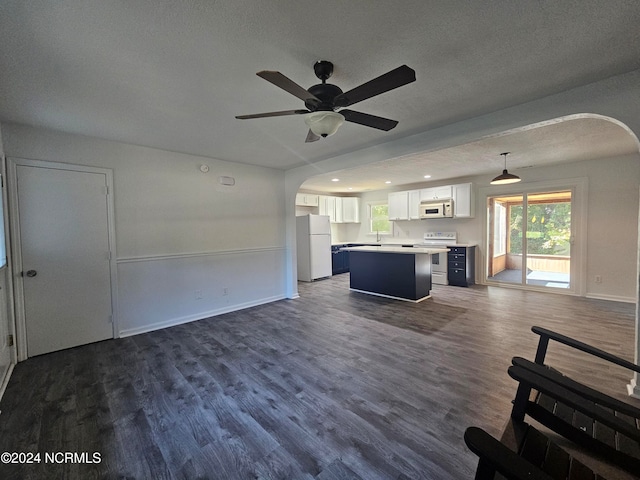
[306,83,343,111]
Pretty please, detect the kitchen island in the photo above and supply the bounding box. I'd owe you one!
[342,246,449,302]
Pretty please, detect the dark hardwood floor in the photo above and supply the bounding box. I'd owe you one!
[0,275,638,479]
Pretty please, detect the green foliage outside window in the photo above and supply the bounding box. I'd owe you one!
[510,202,571,255]
[371,204,391,233]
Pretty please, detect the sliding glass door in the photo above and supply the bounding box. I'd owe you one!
[487,190,572,290]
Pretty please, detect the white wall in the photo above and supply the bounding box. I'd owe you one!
[1,123,288,338]
[344,154,639,302]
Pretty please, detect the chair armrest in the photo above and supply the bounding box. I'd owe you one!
[531,326,640,373]
[512,356,640,418]
[464,427,554,480]
[508,365,640,442]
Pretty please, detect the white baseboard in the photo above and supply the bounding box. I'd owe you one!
[585,293,636,303]
[118,294,287,338]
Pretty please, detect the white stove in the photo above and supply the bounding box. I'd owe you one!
[417,232,457,285]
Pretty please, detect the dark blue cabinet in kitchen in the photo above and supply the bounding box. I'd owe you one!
[331,245,350,274]
[448,246,476,287]
[332,243,382,275]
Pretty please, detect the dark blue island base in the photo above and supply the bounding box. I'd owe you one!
[348,250,433,302]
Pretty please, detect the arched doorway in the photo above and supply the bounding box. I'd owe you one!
[287,112,640,398]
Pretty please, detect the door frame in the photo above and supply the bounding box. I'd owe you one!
[480,176,588,296]
[7,158,119,361]
[0,154,17,399]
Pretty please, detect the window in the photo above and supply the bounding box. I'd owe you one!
[369,202,391,234]
[493,201,507,256]
[508,195,571,256]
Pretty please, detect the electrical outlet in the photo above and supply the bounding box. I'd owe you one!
[195,289,203,299]
[223,287,229,296]
[595,275,602,284]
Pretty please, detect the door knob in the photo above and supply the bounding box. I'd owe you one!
[25,270,37,277]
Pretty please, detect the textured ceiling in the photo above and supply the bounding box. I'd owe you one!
[1,1,640,175]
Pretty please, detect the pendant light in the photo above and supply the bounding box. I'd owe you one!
[491,152,521,185]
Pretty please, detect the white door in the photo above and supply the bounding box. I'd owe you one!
[486,190,573,291]
[17,165,114,356]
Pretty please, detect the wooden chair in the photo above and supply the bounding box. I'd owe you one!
[464,422,609,479]
[509,326,640,475]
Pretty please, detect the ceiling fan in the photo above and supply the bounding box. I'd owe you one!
[236,60,416,142]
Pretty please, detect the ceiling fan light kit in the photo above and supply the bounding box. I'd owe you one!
[491,152,521,185]
[304,111,344,137]
[236,60,416,142]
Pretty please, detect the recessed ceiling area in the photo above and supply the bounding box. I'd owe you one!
[299,117,640,193]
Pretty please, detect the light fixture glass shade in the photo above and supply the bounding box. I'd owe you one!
[304,111,344,137]
[491,169,521,185]
[491,152,521,185]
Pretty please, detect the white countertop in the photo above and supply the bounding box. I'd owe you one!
[342,246,450,255]
[333,241,476,248]
[332,242,381,246]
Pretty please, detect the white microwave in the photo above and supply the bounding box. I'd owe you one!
[419,200,453,219]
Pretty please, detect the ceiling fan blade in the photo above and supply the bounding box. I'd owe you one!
[334,65,416,107]
[305,129,320,143]
[340,109,398,131]
[257,71,321,106]
[235,109,308,120]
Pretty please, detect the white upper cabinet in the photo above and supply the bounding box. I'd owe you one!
[388,191,409,220]
[341,197,360,223]
[452,183,474,218]
[319,195,336,222]
[408,190,421,220]
[420,185,452,201]
[334,197,343,223]
[388,183,474,220]
[318,195,360,223]
[296,193,319,206]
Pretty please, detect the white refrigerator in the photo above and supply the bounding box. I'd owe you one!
[296,214,332,282]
